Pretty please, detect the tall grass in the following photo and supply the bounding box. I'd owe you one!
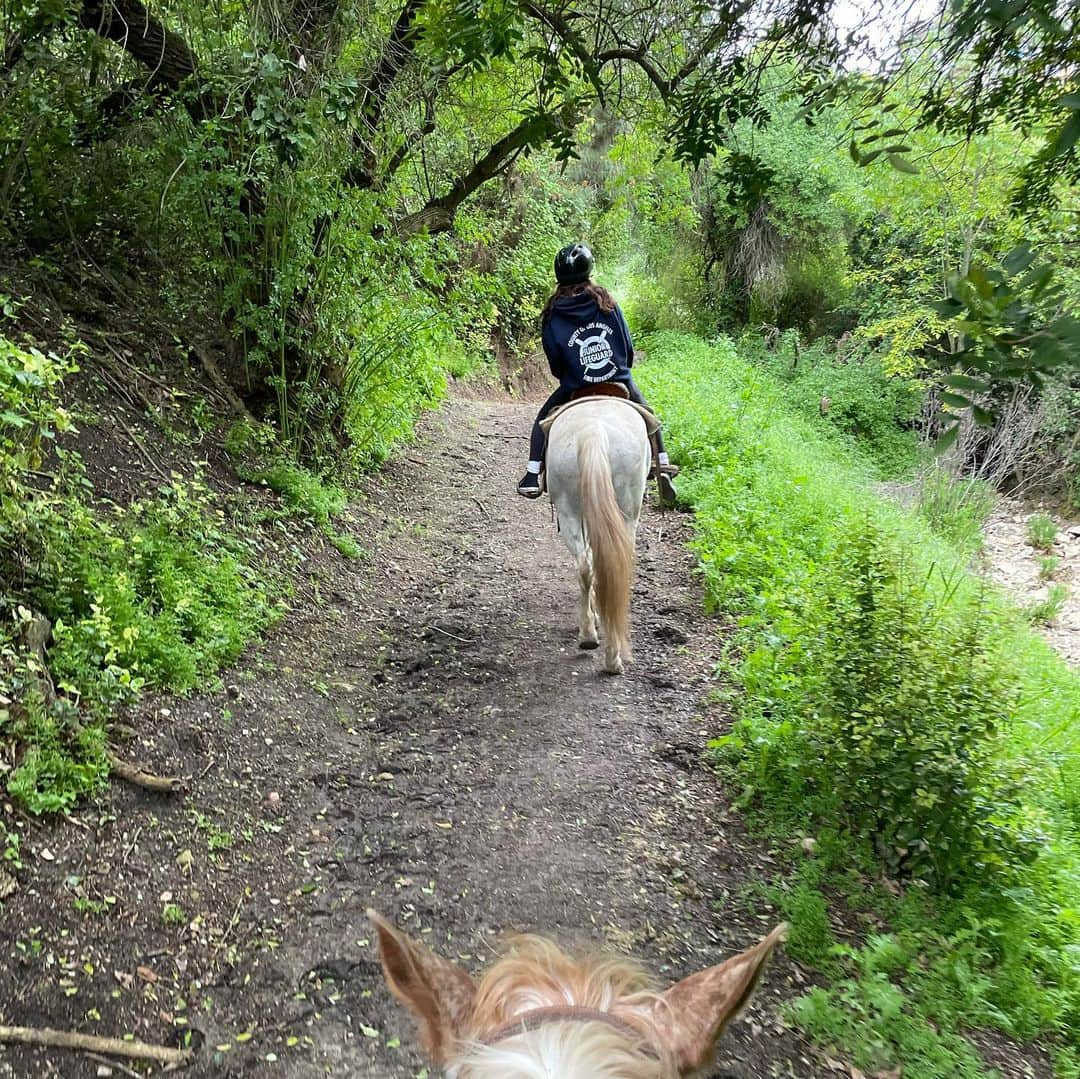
[636,331,1080,1078]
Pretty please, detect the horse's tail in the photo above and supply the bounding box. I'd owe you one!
[578,426,633,658]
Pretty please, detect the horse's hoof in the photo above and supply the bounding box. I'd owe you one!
[579,638,599,650]
[603,659,624,675]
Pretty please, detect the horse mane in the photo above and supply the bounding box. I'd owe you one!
[470,935,659,1023]
[453,936,674,1078]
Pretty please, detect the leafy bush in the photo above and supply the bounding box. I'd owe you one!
[734,519,1030,885]
[2,690,109,815]
[242,462,346,526]
[741,333,924,476]
[1027,513,1058,551]
[3,479,281,813]
[0,333,76,559]
[1,331,281,813]
[1039,556,1061,581]
[636,330,1080,1075]
[789,938,994,1078]
[1026,584,1068,627]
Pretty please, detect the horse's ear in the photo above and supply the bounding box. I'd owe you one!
[649,924,788,1075]
[367,909,478,1064]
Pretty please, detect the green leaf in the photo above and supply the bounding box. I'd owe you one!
[940,374,991,393]
[1051,112,1080,156]
[938,391,972,410]
[1002,244,1035,275]
[886,153,918,174]
[934,422,960,454]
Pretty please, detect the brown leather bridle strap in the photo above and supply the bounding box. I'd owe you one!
[479,1006,660,1059]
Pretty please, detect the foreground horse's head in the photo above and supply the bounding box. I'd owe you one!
[369,910,788,1077]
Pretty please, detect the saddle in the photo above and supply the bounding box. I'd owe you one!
[538,386,674,507]
[539,387,661,438]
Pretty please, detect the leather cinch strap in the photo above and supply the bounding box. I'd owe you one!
[479,1006,661,1059]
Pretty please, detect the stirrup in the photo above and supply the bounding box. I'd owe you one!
[658,473,678,508]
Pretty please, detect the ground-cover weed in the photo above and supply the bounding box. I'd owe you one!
[1,331,282,812]
[916,467,997,555]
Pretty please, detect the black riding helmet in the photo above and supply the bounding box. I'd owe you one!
[554,242,595,285]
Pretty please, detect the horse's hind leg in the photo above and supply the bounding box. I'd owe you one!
[577,553,599,650]
[604,634,624,675]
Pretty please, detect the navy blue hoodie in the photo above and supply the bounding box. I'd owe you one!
[541,291,634,391]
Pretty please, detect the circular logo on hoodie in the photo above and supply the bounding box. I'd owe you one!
[568,322,616,382]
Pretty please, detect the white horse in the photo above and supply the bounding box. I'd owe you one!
[543,397,653,675]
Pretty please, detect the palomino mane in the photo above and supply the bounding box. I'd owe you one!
[450,935,676,1079]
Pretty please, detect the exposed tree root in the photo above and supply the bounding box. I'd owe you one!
[190,343,256,422]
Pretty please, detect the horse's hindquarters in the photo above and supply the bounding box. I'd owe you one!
[546,401,650,514]
[545,401,650,673]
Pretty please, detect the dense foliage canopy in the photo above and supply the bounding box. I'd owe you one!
[2,0,1076,456]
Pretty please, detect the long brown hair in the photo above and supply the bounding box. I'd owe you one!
[541,281,616,324]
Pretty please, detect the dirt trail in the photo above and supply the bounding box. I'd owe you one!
[2,398,815,1078]
[979,502,1080,666]
[1,399,1052,1079]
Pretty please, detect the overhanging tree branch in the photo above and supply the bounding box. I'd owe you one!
[520,1,736,101]
[79,0,197,91]
[393,113,554,234]
[343,0,426,187]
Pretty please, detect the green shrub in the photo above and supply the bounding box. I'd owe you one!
[733,519,1030,886]
[3,452,280,812]
[328,531,364,559]
[741,333,924,476]
[28,480,278,704]
[242,461,345,526]
[1027,584,1068,626]
[1038,556,1061,580]
[789,941,994,1078]
[1027,513,1058,551]
[0,334,76,560]
[636,331,1080,1075]
[2,703,109,815]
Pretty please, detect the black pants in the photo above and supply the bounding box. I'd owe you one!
[528,377,666,462]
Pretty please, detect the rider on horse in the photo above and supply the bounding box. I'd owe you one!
[516,242,678,505]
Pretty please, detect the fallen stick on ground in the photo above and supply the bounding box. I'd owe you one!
[108,753,182,793]
[0,1025,192,1065]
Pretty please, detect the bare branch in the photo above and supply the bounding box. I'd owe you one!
[343,0,426,187]
[79,0,197,91]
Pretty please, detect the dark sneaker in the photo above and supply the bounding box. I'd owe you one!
[517,471,543,499]
[658,473,678,507]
